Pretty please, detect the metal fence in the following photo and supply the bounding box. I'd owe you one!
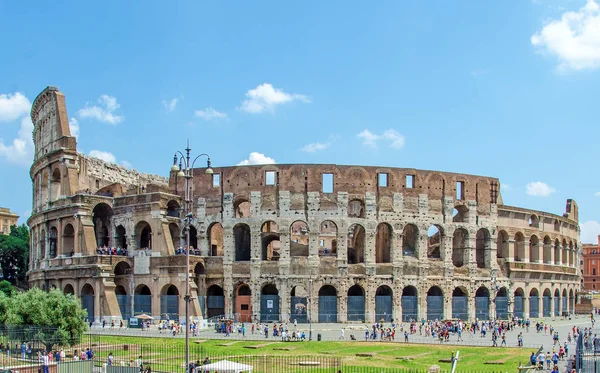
[575,329,600,373]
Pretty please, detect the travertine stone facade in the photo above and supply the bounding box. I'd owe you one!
[0,208,19,235]
[27,87,581,323]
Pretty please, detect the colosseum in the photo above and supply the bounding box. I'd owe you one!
[27,86,581,324]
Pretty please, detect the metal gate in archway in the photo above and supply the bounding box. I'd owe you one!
[375,296,393,322]
[514,296,524,318]
[290,296,308,323]
[562,297,568,314]
[81,295,95,322]
[452,296,468,320]
[116,295,132,320]
[530,296,540,318]
[401,296,418,321]
[206,295,224,318]
[134,295,152,315]
[319,296,337,323]
[496,296,508,319]
[347,296,365,322]
[475,296,489,320]
[260,295,280,322]
[427,296,444,321]
[161,295,179,320]
[543,296,551,317]
[554,297,560,317]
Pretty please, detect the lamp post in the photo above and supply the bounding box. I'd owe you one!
[172,141,213,373]
[309,278,313,341]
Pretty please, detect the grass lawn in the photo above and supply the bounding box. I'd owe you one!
[82,335,533,372]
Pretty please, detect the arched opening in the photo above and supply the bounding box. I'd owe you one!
[427,225,442,259]
[496,230,509,259]
[348,199,365,218]
[542,288,552,317]
[169,223,181,250]
[134,284,152,316]
[188,226,198,251]
[562,239,568,266]
[402,224,418,258]
[427,286,444,321]
[401,286,418,321]
[81,284,95,322]
[64,284,75,295]
[475,228,491,268]
[528,214,539,228]
[261,221,280,261]
[115,285,131,320]
[452,205,468,223]
[318,220,338,256]
[208,223,224,256]
[529,288,540,318]
[40,229,46,259]
[114,261,131,276]
[348,224,366,264]
[562,289,568,314]
[554,219,560,232]
[554,239,561,265]
[290,285,308,323]
[452,287,469,320]
[452,228,468,267]
[160,285,179,321]
[234,200,251,218]
[513,288,525,318]
[50,168,61,201]
[529,235,540,263]
[166,200,181,218]
[135,221,152,250]
[48,227,58,258]
[475,287,490,320]
[375,223,392,263]
[234,223,251,261]
[318,285,338,323]
[235,284,252,322]
[543,236,552,264]
[569,241,574,266]
[347,285,365,322]
[40,171,49,208]
[115,225,127,250]
[569,289,574,314]
[260,284,280,322]
[290,221,309,257]
[514,232,525,262]
[554,289,560,317]
[206,285,225,319]
[375,285,393,322]
[496,287,509,319]
[62,224,75,256]
[93,203,113,248]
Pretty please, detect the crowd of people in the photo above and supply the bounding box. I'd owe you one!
[175,246,201,256]
[96,246,128,256]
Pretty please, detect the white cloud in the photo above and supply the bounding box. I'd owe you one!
[237,152,276,166]
[78,95,124,124]
[301,142,331,153]
[594,191,600,196]
[121,160,133,169]
[89,150,117,163]
[525,181,556,196]
[162,97,179,112]
[240,83,310,113]
[69,117,79,139]
[0,116,34,166]
[581,220,600,243]
[357,129,405,149]
[531,0,600,71]
[501,183,512,191]
[195,107,228,120]
[0,92,31,122]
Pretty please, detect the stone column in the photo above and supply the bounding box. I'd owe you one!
[365,285,375,323]
[199,232,209,256]
[280,280,289,323]
[507,239,515,261]
[250,229,261,260]
[444,295,452,320]
[57,218,63,256]
[489,295,496,320]
[523,295,530,319]
[546,243,554,264]
[339,291,347,323]
[394,281,402,322]
[46,166,52,207]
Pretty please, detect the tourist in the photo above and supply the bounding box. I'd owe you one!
[107,352,114,366]
[42,351,49,373]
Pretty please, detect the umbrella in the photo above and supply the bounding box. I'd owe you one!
[135,314,154,320]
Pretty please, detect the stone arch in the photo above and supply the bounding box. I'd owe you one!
[475,286,490,320]
[513,287,525,318]
[166,200,181,218]
[427,225,443,259]
[496,287,509,319]
[206,285,225,318]
[234,199,251,218]
[260,283,280,322]
[403,224,418,258]
[114,261,131,276]
[562,289,568,314]
[452,205,469,223]
[319,220,338,256]
[260,221,280,261]
[542,288,552,317]
[452,228,468,267]
[554,239,561,265]
[554,219,560,231]
[161,284,180,320]
[529,235,540,263]
[318,285,338,323]
[40,170,49,206]
[426,286,444,321]
[375,223,392,263]
[48,226,58,258]
[348,199,365,218]
[475,228,491,268]
[401,285,418,321]
[496,230,509,259]
[208,222,224,256]
[135,221,152,249]
[290,285,308,323]
[80,283,95,321]
[194,262,205,275]
[235,283,252,322]
[115,225,127,249]
[92,203,113,248]
[569,289,574,313]
[452,286,469,320]
[528,214,540,228]
[543,236,552,264]
[529,288,540,318]
[188,225,198,250]
[62,223,75,255]
[50,167,62,201]
[554,288,561,317]
[290,220,309,257]
[347,284,365,322]
[40,229,46,259]
[514,232,525,262]
[233,223,251,261]
[348,223,366,264]
[169,223,181,249]
[63,284,75,295]
[562,239,568,266]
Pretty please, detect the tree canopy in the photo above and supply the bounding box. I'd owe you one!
[0,224,30,284]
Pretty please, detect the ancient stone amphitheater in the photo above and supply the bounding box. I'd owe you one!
[27,86,581,324]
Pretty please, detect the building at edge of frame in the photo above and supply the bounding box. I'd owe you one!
[27,86,581,324]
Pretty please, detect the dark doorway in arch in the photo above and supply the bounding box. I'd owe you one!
[207,285,225,319]
[401,286,418,321]
[64,284,75,295]
[169,223,181,250]
[235,284,252,322]
[554,289,560,317]
[347,224,365,264]
[260,284,280,322]
[208,223,224,256]
[290,285,308,323]
[529,289,540,318]
[136,222,152,249]
[93,203,113,247]
[115,225,127,249]
[475,229,491,269]
[452,287,468,320]
[542,289,552,318]
[234,224,251,261]
[262,235,281,261]
[134,285,152,316]
[161,285,180,321]
[167,200,181,218]
[347,285,365,322]
[194,263,205,275]
[426,287,444,321]
[188,226,198,250]
[375,286,393,322]
[318,285,338,323]
[513,288,525,318]
[475,287,490,320]
[62,224,75,255]
[115,285,131,320]
[81,284,95,323]
[49,227,58,258]
[496,287,509,320]
[375,223,392,263]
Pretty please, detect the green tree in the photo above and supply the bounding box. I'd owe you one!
[0,224,29,284]
[0,280,15,295]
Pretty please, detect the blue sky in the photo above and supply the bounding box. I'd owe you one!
[1,0,600,242]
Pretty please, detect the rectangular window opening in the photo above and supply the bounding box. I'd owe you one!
[378,173,388,188]
[212,174,221,188]
[456,181,464,200]
[319,239,325,247]
[265,171,276,186]
[322,173,334,193]
[241,304,249,311]
[406,174,414,189]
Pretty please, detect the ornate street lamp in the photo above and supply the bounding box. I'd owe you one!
[172,141,212,373]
